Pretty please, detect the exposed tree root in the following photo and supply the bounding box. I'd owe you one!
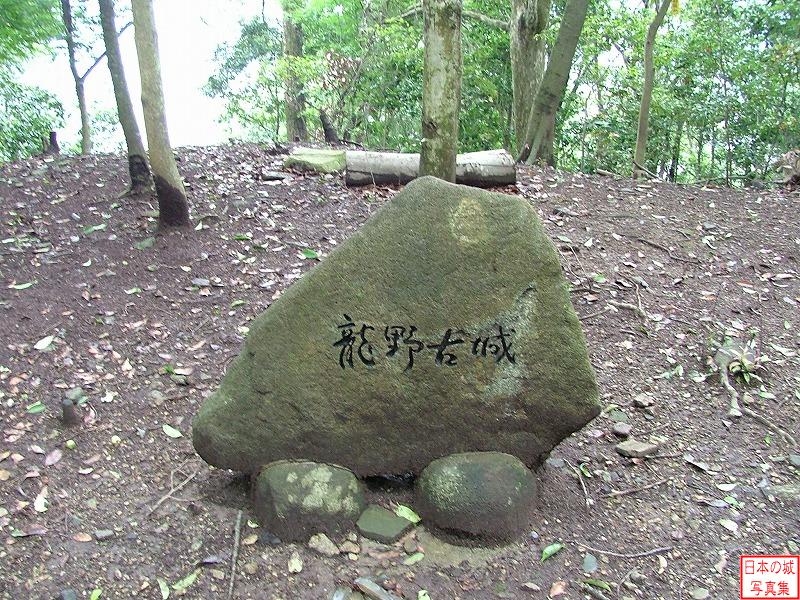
[718,367,797,447]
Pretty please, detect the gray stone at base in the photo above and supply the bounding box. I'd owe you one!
[416,451,536,540]
[357,505,413,543]
[253,460,365,542]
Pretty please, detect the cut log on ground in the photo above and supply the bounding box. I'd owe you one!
[345,149,516,187]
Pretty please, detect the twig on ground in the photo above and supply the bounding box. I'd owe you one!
[567,461,594,509]
[571,542,673,559]
[147,469,199,517]
[581,584,612,600]
[608,300,650,323]
[718,368,797,446]
[622,233,699,264]
[580,307,610,322]
[602,478,669,499]
[227,509,243,600]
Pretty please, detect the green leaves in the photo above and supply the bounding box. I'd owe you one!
[9,280,35,290]
[541,542,564,562]
[395,504,421,524]
[83,223,107,235]
[300,248,319,260]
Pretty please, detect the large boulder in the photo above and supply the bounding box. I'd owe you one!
[416,452,536,539]
[193,176,600,476]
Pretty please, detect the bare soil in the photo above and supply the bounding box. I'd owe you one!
[0,144,797,600]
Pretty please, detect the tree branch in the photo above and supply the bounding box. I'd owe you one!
[79,21,132,81]
[398,4,508,30]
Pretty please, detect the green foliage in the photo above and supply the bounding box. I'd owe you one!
[208,0,512,151]
[0,68,64,163]
[0,0,62,65]
[558,0,800,183]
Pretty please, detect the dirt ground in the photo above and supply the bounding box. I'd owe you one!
[0,144,797,600]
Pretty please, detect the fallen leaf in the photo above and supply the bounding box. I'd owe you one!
[157,578,170,599]
[395,504,421,524]
[34,335,54,351]
[241,533,258,545]
[172,569,200,592]
[549,580,568,597]
[44,449,62,466]
[541,542,564,562]
[162,424,183,439]
[719,518,739,533]
[33,487,48,513]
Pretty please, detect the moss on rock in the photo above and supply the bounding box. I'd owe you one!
[253,460,365,541]
[416,451,536,540]
[284,148,346,174]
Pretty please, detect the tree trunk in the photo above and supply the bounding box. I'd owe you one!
[696,126,704,180]
[319,109,340,144]
[99,0,152,194]
[419,0,462,182]
[632,0,671,179]
[131,0,190,228]
[283,15,308,142]
[510,0,550,153]
[668,118,683,182]
[61,0,92,154]
[44,131,60,155]
[345,149,515,187]
[518,0,588,164]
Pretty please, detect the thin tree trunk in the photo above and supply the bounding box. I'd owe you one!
[131,0,190,228]
[61,0,92,154]
[696,126,704,180]
[668,118,683,182]
[99,0,152,194]
[283,15,308,142]
[319,110,340,143]
[419,0,462,181]
[510,0,550,153]
[632,0,671,179]
[518,0,588,164]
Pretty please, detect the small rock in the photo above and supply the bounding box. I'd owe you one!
[545,457,565,469]
[768,482,800,503]
[612,422,632,437]
[789,454,800,468]
[402,537,417,554]
[258,530,281,546]
[309,532,340,557]
[520,582,541,592]
[287,551,303,574]
[356,505,413,544]
[346,531,358,543]
[210,569,225,581]
[629,570,646,583]
[58,591,78,600]
[243,562,258,575]
[633,393,654,408]
[615,439,658,458]
[339,540,360,554]
[94,529,114,541]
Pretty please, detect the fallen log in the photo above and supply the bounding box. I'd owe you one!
[345,149,516,187]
